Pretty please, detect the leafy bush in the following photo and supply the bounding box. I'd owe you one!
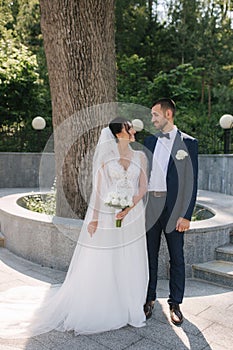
[19,191,56,216]
[191,204,214,221]
[19,191,213,222]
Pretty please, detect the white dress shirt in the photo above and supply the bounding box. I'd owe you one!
[148,126,177,192]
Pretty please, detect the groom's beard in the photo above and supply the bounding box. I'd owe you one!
[153,118,169,131]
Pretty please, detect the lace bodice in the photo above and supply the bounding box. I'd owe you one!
[105,152,142,197]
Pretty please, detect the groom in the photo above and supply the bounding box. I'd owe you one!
[143,98,198,326]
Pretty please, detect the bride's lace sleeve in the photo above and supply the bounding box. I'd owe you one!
[88,126,119,223]
[90,163,105,222]
[134,151,148,206]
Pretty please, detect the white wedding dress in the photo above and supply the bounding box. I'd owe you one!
[0,147,149,338]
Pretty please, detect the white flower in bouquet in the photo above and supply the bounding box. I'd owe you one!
[104,192,134,227]
[120,198,128,207]
[105,192,116,203]
[112,198,119,205]
[105,192,132,209]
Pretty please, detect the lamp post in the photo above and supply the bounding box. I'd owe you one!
[32,116,46,152]
[219,114,233,154]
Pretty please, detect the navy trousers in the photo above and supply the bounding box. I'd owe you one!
[146,194,185,305]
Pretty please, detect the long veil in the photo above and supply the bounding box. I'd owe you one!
[0,126,148,338]
[0,127,117,339]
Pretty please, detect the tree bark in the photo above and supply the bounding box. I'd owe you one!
[39,0,116,218]
[201,71,205,104]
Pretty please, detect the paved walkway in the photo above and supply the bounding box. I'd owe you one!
[0,248,233,350]
[0,189,233,349]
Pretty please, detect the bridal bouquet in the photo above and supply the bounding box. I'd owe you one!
[104,192,134,227]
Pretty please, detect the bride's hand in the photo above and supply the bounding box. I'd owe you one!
[87,220,98,236]
[116,207,131,221]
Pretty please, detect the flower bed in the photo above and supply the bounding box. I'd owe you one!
[17,193,214,221]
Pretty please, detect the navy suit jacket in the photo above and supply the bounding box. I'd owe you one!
[144,130,198,232]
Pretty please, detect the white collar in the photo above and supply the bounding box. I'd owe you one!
[159,126,177,140]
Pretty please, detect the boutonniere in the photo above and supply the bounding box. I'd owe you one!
[175,149,188,160]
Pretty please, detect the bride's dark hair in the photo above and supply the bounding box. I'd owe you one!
[109,117,131,143]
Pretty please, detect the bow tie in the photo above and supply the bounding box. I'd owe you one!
[158,131,170,139]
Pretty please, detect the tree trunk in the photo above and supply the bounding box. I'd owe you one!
[39,0,116,218]
[148,0,153,21]
[201,72,205,104]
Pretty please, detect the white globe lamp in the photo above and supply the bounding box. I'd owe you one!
[132,119,144,132]
[32,116,46,130]
[219,114,233,130]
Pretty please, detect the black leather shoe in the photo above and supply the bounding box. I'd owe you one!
[169,303,183,326]
[144,300,155,319]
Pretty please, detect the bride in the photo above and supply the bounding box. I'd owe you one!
[0,117,149,338]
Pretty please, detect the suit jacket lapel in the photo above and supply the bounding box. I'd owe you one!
[147,130,185,173]
[146,136,157,173]
[149,135,157,153]
[167,130,183,172]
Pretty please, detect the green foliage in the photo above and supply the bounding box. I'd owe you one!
[117,59,200,106]
[19,189,207,222]
[117,56,229,153]
[117,54,151,106]
[115,0,148,56]
[0,37,51,151]
[116,0,233,153]
[0,39,40,121]
[1,0,233,154]
[192,204,214,221]
[0,0,52,152]
[20,191,56,215]
[19,180,56,215]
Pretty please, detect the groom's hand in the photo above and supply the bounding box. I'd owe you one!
[176,217,190,232]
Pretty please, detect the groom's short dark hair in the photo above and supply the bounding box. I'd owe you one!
[152,98,176,117]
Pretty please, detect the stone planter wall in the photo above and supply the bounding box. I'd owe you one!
[0,191,82,271]
[1,190,233,278]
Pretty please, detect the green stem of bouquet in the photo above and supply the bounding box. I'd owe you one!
[116,219,122,228]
